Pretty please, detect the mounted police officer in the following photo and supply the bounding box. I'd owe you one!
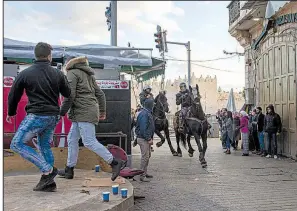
[139,85,154,107]
[176,82,192,133]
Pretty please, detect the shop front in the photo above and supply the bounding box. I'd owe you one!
[228,1,297,158]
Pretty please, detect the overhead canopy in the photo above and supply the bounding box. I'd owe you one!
[4,38,152,67]
[121,57,165,82]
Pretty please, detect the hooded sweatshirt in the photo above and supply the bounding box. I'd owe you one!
[60,56,106,125]
[135,98,155,141]
[264,104,282,134]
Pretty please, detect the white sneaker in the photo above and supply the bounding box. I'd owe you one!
[266,154,271,158]
[274,155,278,159]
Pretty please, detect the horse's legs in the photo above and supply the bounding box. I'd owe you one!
[164,125,178,156]
[187,135,195,157]
[192,131,204,163]
[201,132,208,167]
[155,130,165,148]
[175,130,182,157]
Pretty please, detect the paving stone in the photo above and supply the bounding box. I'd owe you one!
[131,138,297,211]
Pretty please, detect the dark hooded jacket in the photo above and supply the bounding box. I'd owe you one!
[60,57,106,125]
[139,90,154,106]
[264,105,282,134]
[176,89,192,107]
[135,98,155,141]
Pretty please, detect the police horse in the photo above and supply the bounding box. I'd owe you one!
[153,91,178,156]
[173,84,209,168]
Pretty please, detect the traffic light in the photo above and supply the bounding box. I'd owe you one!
[154,32,163,52]
[154,25,163,52]
[105,3,111,31]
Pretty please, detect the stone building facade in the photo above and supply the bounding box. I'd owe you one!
[131,73,245,114]
[228,1,297,158]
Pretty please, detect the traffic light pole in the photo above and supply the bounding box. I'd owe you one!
[166,41,191,87]
[111,1,117,46]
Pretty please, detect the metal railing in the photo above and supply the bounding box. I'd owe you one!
[227,0,241,26]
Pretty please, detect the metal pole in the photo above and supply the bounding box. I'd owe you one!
[111,1,117,46]
[187,41,191,87]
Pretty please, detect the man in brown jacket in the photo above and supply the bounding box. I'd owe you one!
[58,56,125,181]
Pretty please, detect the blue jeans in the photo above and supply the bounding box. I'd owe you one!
[225,136,232,149]
[67,122,113,167]
[258,131,265,151]
[10,114,59,173]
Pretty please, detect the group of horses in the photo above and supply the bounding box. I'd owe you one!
[152,84,208,168]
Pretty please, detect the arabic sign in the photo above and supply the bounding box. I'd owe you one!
[96,80,129,89]
[275,12,297,26]
[3,76,15,87]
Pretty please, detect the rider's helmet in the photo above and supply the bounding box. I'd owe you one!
[179,82,187,92]
[143,85,152,93]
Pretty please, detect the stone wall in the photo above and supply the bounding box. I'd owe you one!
[131,73,245,114]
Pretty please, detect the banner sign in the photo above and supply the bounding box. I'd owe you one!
[96,80,129,89]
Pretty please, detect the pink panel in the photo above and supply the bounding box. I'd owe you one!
[3,87,15,133]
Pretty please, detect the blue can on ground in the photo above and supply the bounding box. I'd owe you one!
[95,165,100,172]
[112,185,119,195]
[102,192,110,202]
[121,188,128,198]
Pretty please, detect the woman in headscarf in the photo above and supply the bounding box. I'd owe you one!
[239,111,250,156]
[224,111,233,154]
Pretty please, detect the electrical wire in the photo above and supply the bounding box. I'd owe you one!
[163,55,242,73]
[165,54,238,62]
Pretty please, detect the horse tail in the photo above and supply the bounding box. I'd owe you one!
[180,133,187,150]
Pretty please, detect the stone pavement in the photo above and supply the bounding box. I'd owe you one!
[131,138,297,211]
[4,170,133,211]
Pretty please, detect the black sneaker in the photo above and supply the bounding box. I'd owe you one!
[58,166,74,179]
[110,159,126,181]
[33,167,58,191]
[34,181,57,192]
[146,174,153,178]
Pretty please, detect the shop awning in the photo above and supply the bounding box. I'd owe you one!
[4,38,152,67]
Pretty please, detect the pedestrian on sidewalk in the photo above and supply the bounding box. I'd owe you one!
[264,104,282,159]
[256,107,265,156]
[250,109,260,153]
[232,112,241,150]
[239,111,249,156]
[135,98,155,182]
[224,111,233,154]
[221,108,228,149]
[58,56,125,181]
[7,42,71,191]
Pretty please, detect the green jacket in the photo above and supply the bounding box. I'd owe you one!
[60,56,106,125]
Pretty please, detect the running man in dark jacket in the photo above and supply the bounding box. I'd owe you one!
[135,98,155,182]
[264,104,282,159]
[7,42,71,192]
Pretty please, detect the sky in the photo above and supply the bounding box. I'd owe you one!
[4,1,245,91]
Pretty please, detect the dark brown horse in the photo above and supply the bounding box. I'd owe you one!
[154,91,178,156]
[173,84,209,168]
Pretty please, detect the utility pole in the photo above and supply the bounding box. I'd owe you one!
[166,41,191,87]
[110,1,117,46]
[153,26,192,88]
